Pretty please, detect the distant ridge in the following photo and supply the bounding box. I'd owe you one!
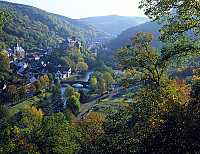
[0,1,112,50]
[79,15,149,36]
[100,21,162,66]
[107,22,162,51]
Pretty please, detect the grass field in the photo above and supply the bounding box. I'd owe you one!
[9,92,52,117]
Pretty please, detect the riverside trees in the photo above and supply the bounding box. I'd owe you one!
[64,85,81,114]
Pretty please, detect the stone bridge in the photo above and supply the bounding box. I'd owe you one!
[61,80,89,88]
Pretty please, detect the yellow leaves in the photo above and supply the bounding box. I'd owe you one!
[90,76,97,88]
[73,92,80,100]
[192,76,200,81]
[122,82,129,89]
[78,57,84,63]
[13,126,20,134]
[19,139,24,145]
[158,79,190,105]
[132,32,154,46]
[192,68,200,83]
[76,61,88,72]
[25,106,44,120]
[84,112,105,125]
[40,74,50,88]
[174,79,191,105]
[126,68,136,76]
[79,112,105,141]
[148,115,166,128]
[30,106,44,119]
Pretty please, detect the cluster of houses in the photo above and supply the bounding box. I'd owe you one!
[0,36,90,92]
[3,43,72,84]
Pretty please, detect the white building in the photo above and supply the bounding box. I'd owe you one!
[14,43,26,60]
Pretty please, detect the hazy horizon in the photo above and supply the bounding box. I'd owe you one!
[2,0,146,19]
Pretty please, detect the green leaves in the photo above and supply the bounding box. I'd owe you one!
[64,85,81,114]
[139,0,200,44]
[117,32,164,86]
[0,11,9,32]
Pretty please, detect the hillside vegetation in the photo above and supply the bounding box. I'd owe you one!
[79,15,148,36]
[100,22,162,66]
[0,1,111,50]
[108,22,161,50]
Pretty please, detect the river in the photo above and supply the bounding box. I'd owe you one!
[77,70,94,82]
[61,70,93,107]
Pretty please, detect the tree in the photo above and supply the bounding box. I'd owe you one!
[64,85,81,114]
[33,80,42,93]
[28,84,36,93]
[139,0,199,36]
[0,51,10,71]
[40,74,50,89]
[64,85,75,98]
[0,11,8,32]
[35,113,81,154]
[18,86,26,100]
[78,112,105,152]
[98,79,107,95]
[7,85,17,102]
[52,82,63,113]
[79,89,89,103]
[0,105,44,153]
[89,76,97,90]
[78,57,85,63]
[7,85,17,95]
[117,32,165,86]
[103,72,114,89]
[20,106,44,130]
[0,104,9,119]
[0,51,10,84]
[76,62,88,73]
[48,73,53,84]
[139,0,200,59]
[68,95,80,114]
[191,68,200,102]
[52,82,61,95]
[0,11,9,51]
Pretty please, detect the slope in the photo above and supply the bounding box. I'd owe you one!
[79,15,148,36]
[0,1,112,50]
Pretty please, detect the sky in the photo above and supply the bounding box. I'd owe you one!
[4,0,145,19]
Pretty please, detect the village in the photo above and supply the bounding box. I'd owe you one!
[0,36,93,105]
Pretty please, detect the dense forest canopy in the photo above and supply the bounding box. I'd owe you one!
[0,1,111,50]
[0,0,200,153]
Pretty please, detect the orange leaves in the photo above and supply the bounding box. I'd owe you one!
[84,112,105,125]
[174,78,191,105]
[78,112,105,141]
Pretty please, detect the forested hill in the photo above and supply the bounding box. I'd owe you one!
[79,15,148,36]
[100,22,162,66]
[0,1,112,50]
[107,22,161,51]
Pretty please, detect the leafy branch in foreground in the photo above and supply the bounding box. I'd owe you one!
[117,31,199,87]
[139,0,200,44]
